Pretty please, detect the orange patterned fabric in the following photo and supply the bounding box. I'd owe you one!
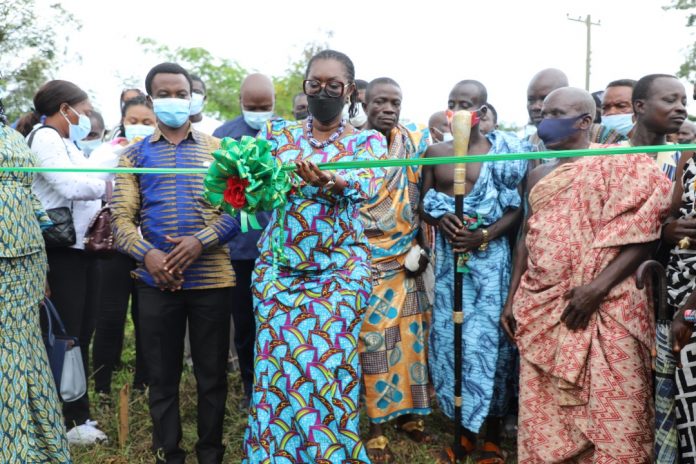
[513,154,671,462]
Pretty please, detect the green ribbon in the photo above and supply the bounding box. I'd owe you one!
[2,143,693,174]
[203,136,296,233]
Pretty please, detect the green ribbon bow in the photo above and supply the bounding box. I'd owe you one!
[203,136,295,233]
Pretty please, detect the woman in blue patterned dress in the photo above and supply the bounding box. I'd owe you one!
[0,99,71,462]
[242,50,387,463]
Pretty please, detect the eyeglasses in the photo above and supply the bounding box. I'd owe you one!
[303,79,350,98]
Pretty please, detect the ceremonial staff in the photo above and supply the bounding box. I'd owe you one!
[451,110,472,461]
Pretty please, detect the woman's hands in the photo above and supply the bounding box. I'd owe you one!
[295,160,332,187]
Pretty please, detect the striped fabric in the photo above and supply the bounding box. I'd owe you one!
[111,126,238,289]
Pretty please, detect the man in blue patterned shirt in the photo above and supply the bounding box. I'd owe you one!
[112,62,238,464]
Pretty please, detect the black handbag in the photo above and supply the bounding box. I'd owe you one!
[43,206,76,248]
[27,126,77,248]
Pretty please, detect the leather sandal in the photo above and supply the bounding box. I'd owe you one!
[477,441,505,464]
[365,435,394,464]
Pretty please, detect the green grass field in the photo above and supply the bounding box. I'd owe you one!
[70,317,517,463]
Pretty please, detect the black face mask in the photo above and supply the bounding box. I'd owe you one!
[293,109,309,120]
[307,92,345,124]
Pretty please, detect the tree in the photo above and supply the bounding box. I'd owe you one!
[0,0,79,121]
[272,35,332,119]
[138,34,332,121]
[666,0,696,79]
[138,38,248,121]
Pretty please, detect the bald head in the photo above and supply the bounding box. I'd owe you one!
[544,87,596,118]
[428,110,450,143]
[539,87,594,149]
[240,73,275,112]
[527,68,569,126]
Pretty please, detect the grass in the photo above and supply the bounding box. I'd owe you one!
[71,316,517,463]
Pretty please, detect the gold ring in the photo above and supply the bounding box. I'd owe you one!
[680,237,691,249]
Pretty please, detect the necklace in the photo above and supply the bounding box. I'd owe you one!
[305,115,345,149]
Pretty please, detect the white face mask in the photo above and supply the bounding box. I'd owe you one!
[189,93,205,115]
[442,132,454,142]
[343,104,367,127]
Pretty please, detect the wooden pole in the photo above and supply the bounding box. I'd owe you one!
[118,383,130,449]
[451,110,472,461]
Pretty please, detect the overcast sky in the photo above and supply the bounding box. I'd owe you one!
[51,0,694,130]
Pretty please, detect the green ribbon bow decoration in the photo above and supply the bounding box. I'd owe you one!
[203,135,295,233]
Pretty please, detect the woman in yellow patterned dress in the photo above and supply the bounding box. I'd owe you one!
[0,100,71,463]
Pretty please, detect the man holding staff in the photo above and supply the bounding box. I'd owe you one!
[421,80,528,462]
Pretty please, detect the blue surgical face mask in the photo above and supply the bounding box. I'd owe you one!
[537,114,587,146]
[124,124,155,142]
[243,110,273,130]
[152,97,191,128]
[76,139,102,157]
[189,93,205,116]
[601,113,634,137]
[62,106,92,142]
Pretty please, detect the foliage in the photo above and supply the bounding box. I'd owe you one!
[71,316,517,463]
[666,0,696,79]
[138,34,332,122]
[0,0,79,121]
[272,35,331,119]
[137,38,247,121]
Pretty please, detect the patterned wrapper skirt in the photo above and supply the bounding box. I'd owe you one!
[0,251,71,463]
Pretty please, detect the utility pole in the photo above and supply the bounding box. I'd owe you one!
[567,14,601,91]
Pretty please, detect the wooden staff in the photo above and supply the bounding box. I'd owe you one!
[451,110,472,461]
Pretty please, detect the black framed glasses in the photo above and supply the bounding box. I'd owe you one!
[303,79,350,98]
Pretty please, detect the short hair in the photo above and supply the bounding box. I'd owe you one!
[305,49,359,118]
[121,95,152,118]
[190,74,206,93]
[365,77,401,102]
[292,92,305,105]
[633,74,677,105]
[485,102,498,123]
[355,79,368,90]
[453,79,488,104]
[607,79,637,89]
[120,88,145,103]
[145,62,193,96]
[88,111,105,131]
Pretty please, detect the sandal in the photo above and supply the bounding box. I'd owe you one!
[395,418,432,444]
[434,434,476,463]
[477,441,505,464]
[365,435,394,464]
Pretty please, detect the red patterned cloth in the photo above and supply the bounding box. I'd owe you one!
[513,153,671,462]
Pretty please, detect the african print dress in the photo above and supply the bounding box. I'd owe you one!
[667,154,696,463]
[0,125,71,463]
[422,131,527,433]
[243,119,386,463]
[358,124,432,424]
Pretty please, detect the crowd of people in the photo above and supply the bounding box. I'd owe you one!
[1,47,696,464]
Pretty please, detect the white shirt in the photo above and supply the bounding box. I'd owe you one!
[192,115,223,136]
[29,125,108,250]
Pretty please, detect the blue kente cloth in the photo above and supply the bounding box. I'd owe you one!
[423,131,528,432]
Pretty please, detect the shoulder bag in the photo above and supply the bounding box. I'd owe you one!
[28,126,76,248]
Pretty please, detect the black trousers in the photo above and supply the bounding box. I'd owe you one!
[137,284,232,464]
[46,247,99,427]
[92,252,148,393]
[230,259,256,397]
